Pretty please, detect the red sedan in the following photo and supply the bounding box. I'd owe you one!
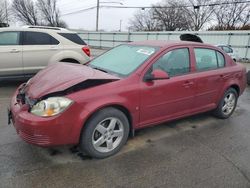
[9,40,247,158]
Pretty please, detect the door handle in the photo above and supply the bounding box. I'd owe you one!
[50,47,58,51]
[10,49,20,53]
[183,81,194,88]
[220,74,230,79]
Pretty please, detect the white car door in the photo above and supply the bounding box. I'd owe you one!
[22,31,61,75]
[0,31,23,77]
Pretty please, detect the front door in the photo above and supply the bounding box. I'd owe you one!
[139,48,196,127]
[0,31,23,77]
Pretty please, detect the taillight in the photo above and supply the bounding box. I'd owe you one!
[82,46,90,57]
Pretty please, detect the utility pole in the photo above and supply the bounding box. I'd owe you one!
[96,1,123,31]
[96,0,100,31]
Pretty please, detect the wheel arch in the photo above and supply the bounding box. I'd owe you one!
[228,84,240,96]
[79,104,134,143]
[216,82,240,107]
[59,58,80,63]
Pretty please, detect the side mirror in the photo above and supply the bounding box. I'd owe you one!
[144,69,169,82]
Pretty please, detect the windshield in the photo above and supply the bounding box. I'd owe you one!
[89,45,158,76]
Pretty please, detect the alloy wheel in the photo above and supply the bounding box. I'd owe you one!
[92,117,124,153]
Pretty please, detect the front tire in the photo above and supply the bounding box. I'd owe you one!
[213,88,238,119]
[80,107,129,159]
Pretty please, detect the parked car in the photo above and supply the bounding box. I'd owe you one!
[9,40,247,158]
[216,44,240,62]
[0,26,90,80]
[0,23,9,27]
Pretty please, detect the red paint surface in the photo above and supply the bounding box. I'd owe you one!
[10,41,247,147]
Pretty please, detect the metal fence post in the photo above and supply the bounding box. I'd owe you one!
[99,32,102,48]
[87,32,89,45]
[113,33,115,47]
[244,33,250,60]
[128,32,131,42]
[227,33,232,46]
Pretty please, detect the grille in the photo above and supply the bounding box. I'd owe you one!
[18,129,51,146]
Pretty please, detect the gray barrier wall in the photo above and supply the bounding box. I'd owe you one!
[76,30,250,59]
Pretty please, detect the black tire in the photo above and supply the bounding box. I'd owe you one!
[213,88,238,119]
[247,71,250,85]
[80,107,130,159]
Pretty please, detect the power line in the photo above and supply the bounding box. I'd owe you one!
[62,6,96,16]
[62,0,250,16]
[97,0,250,9]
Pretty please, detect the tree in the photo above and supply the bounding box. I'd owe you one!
[129,9,158,31]
[183,0,215,30]
[152,1,190,31]
[213,0,250,30]
[12,0,39,25]
[37,0,67,27]
[129,0,190,31]
[0,0,7,23]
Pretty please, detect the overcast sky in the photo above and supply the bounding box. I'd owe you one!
[58,0,161,31]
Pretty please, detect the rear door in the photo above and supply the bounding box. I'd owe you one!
[139,47,196,126]
[192,47,226,110]
[22,31,60,75]
[0,31,23,77]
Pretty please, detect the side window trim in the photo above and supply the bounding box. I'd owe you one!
[216,51,226,68]
[215,50,219,67]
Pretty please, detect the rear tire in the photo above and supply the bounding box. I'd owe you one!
[80,107,129,159]
[213,88,238,119]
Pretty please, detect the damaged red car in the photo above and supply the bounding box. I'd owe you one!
[9,40,247,158]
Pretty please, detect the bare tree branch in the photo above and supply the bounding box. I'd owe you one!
[128,9,158,31]
[37,0,67,27]
[183,0,215,30]
[11,0,39,25]
[213,0,250,30]
[0,0,7,23]
[152,0,190,31]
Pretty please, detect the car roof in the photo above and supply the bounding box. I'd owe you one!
[130,40,215,49]
[216,44,231,47]
[0,27,76,34]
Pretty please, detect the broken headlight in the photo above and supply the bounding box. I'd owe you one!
[30,97,73,117]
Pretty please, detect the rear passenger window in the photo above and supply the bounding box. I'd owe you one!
[58,33,86,45]
[194,48,224,71]
[23,32,59,45]
[153,48,190,77]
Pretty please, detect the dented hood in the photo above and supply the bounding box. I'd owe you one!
[25,62,120,99]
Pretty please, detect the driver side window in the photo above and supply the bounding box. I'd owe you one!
[152,48,190,77]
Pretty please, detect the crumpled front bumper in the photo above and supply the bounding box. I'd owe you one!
[9,84,85,147]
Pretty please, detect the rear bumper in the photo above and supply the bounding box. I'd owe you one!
[9,86,87,147]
